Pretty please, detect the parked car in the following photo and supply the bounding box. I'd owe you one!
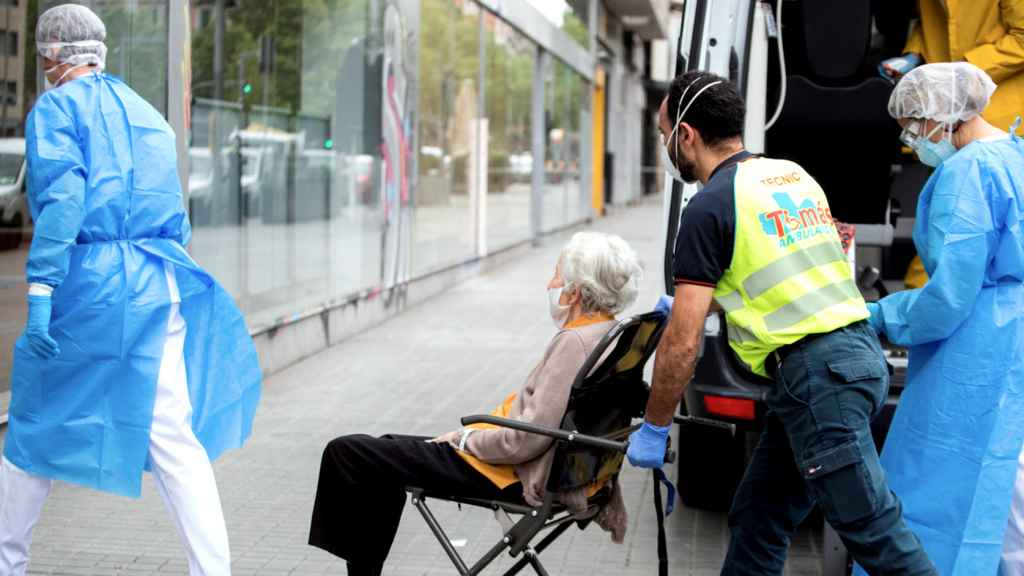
[0,138,29,250]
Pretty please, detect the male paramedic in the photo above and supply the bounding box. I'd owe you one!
[626,71,936,575]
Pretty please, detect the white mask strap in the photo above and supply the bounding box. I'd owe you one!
[37,39,104,51]
[670,79,725,161]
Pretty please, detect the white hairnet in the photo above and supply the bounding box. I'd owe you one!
[888,62,997,124]
[36,4,107,71]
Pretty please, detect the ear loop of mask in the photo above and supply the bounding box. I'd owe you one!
[38,41,106,79]
[36,39,104,52]
[670,78,725,165]
[922,119,956,143]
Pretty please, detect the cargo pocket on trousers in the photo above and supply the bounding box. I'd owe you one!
[826,358,888,421]
[801,439,878,525]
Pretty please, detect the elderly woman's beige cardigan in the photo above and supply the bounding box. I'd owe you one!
[454,318,629,542]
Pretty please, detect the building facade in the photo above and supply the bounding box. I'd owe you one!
[0,0,668,405]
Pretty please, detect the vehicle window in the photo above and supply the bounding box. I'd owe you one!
[0,153,23,186]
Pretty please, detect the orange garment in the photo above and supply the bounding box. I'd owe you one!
[905,0,1024,131]
[904,255,929,289]
[458,312,615,495]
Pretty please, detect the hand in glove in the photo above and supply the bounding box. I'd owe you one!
[867,302,884,336]
[25,294,59,359]
[627,421,671,469]
[654,295,674,317]
[879,53,922,81]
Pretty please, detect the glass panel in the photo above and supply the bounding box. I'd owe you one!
[0,1,168,396]
[524,0,587,49]
[483,12,533,251]
[40,0,171,112]
[413,0,478,274]
[542,58,567,233]
[543,58,586,233]
[189,0,420,332]
[565,66,585,223]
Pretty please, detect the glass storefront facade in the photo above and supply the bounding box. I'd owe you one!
[414,0,478,274]
[484,13,533,251]
[187,0,422,330]
[543,57,587,233]
[0,0,594,393]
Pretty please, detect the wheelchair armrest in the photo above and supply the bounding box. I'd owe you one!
[674,414,738,436]
[460,415,628,453]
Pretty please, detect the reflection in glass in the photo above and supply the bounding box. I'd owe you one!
[189,0,420,331]
[484,13,533,251]
[413,0,478,274]
[0,151,22,186]
[40,0,170,112]
[543,58,585,233]
[524,0,587,49]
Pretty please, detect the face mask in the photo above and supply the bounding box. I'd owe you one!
[912,133,957,168]
[661,144,684,183]
[548,286,571,329]
[906,122,957,167]
[42,65,60,91]
[42,63,86,92]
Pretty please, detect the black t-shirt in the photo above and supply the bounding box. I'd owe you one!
[672,151,753,287]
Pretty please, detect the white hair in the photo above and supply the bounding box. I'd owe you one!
[559,232,643,315]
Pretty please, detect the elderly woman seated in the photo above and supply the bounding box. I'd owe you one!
[308,231,644,575]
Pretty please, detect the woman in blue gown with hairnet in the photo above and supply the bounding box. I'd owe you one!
[0,5,261,576]
[859,62,1024,576]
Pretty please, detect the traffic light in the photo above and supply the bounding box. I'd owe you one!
[243,83,253,95]
[324,139,334,150]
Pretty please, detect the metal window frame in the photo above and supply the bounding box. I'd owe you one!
[475,0,593,82]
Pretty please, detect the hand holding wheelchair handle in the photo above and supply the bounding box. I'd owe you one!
[625,414,737,468]
[458,414,735,468]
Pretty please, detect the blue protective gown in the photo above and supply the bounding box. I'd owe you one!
[2,73,262,498]
[864,134,1024,575]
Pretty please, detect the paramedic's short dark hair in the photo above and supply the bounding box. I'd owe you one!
[665,72,745,148]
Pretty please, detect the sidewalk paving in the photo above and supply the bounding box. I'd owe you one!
[6,197,823,575]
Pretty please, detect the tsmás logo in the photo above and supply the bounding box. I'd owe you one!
[759,192,837,247]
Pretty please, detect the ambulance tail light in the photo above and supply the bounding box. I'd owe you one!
[703,395,756,421]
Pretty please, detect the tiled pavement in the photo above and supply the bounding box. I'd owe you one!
[5,197,823,575]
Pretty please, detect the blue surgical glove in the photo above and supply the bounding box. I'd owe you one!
[25,294,59,359]
[878,53,922,81]
[655,295,674,317]
[866,302,884,335]
[627,421,671,469]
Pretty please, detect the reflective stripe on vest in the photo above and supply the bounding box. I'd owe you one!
[717,241,849,310]
[727,323,758,345]
[743,241,848,300]
[762,278,861,332]
[717,290,744,313]
[709,157,868,377]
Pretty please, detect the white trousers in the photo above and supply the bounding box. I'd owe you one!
[1002,446,1024,575]
[0,265,231,576]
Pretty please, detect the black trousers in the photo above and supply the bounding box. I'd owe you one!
[309,434,523,574]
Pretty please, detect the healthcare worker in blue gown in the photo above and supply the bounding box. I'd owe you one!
[856,62,1024,576]
[0,5,261,576]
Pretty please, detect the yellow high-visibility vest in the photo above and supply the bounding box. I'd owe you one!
[713,158,869,377]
